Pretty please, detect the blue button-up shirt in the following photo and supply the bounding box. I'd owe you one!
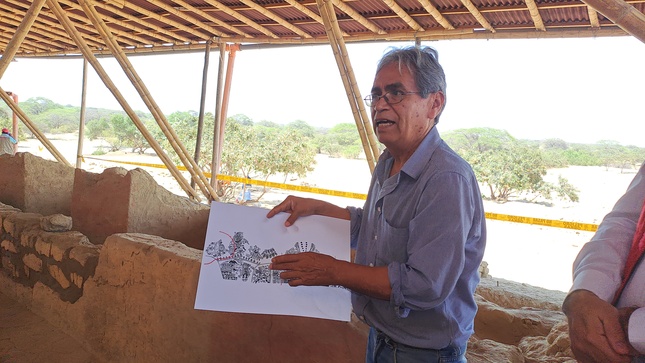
[348,127,486,349]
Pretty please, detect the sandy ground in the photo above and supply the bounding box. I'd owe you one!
[16,134,640,293]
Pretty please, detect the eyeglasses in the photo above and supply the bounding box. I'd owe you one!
[363,91,421,107]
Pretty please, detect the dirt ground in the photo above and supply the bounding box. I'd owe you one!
[0,292,97,363]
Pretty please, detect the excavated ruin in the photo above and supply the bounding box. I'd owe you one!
[0,152,576,362]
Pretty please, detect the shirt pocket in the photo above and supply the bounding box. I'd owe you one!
[375,221,409,265]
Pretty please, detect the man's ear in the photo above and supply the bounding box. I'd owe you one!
[427,92,445,121]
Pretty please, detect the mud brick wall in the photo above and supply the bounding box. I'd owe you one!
[0,204,99,303]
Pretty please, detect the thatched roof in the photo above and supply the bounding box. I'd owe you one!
[1,0,644,58]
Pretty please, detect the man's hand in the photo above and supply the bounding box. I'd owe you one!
[266,195,350,227]
[563,290,635,363]
[270,252,340,286]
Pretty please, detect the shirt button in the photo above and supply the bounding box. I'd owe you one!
[369,263,374,267]
[377,206,381,213]
[373,235,377,240]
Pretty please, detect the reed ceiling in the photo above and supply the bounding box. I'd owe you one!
[1,0,643,58]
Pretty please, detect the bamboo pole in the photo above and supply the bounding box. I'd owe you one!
[460,0,496,32]
[282,0,350,36]
[588,6,601,27]
[525,0,546,31]
[46,0,200,199]
[100,0,214,41]
[69,0,190,43]
[417,0,455,29]
[218,44,238,148]
[0,87,71,166]
[169,0,252,38]
[330,0,386,35]
[202,0,279,38]
[193,41,211,193]
[78,0,218,200]
[211,41,227,194]
[0,0,46,77]
[238,0,313,38]
[76,59,88,169]
[143,0,227,38]
[41,0,149,47]
[316,0,378,172]
[580,0,645,42]
[380,0,425,31]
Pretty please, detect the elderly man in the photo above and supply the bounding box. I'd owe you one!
[268,46,486,362]
[563,163,645,363]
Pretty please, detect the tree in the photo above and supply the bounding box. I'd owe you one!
[444,128,579,203]
[158,114,317,204]
[319,122,363,158]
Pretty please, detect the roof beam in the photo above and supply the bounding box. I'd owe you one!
[87,0,190,43]
[141,0,227,38]
[460,0,496,32]
[169,0,253,37]
[331,0,386,34]
[417,0,455,29]
[0,12,76,50]
[380,0,425,31]
[580,0,645,42]
[237,0,313,38]
[202,0,279,38]
[0,4,104,49]
[0,0,46,78]
[101,0,214,41]
[49,0,165,46]
[282,0,349,36]
[588,6,601,27]
[525,0,546,31]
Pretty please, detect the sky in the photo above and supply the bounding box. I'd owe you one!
[1,36,644,146]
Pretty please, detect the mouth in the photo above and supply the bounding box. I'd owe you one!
[375,119,395,128]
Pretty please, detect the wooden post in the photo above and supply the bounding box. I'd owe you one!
[316,0,379,172]
[192,41,211,194]
[0,87,71,166]
[210,41,227,195]
[0,0,46,78]
[77,0,217,200]
[76,58,88,169]
[46,0,200,198]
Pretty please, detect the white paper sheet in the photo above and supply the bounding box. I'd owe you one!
[194,201,352,322]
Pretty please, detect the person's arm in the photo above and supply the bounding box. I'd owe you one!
[570,164,645,301]
[386,170,480,311]
[266,195,349,226]
[565,163,645,361]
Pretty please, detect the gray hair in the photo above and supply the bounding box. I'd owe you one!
[376,46,447,123]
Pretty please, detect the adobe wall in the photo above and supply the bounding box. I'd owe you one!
[0,207,368,362]
[0,153,74,216]
[0,153,209,249]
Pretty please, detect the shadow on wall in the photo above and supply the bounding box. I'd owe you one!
[0,152,209,249]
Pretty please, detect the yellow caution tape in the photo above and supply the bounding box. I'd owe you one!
[485,212,598,232]
[82,156,599,232]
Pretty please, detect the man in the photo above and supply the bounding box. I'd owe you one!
[563,163,645,363]
[0,127,17,156]
[268,46,486,362]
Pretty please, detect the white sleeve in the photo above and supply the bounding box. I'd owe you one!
[569,163,645,302]
[629,308,645,354]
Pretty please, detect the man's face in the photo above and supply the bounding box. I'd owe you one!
[370,62,443,156]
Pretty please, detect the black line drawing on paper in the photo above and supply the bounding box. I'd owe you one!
[204,231,319,284]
